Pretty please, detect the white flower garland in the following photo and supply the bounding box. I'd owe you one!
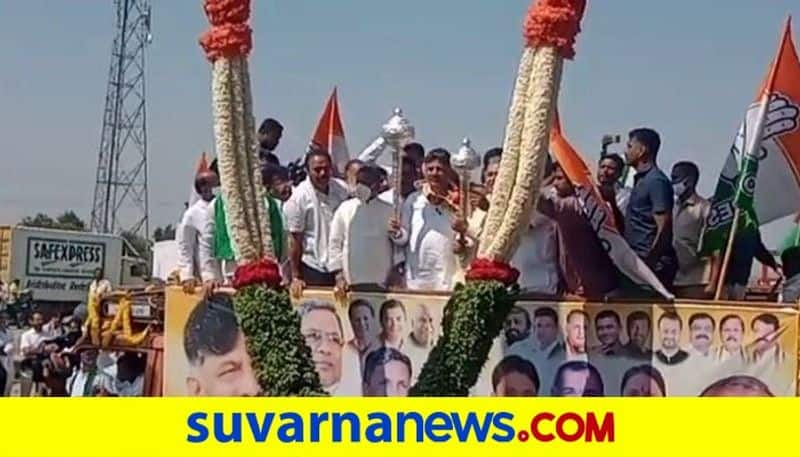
[211,55,273,264]
[479,48,535,258]
[479,46,563,262]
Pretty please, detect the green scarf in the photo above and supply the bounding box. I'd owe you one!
[213,197,236,261]
[213,196,284,262]
[266,195,284,261]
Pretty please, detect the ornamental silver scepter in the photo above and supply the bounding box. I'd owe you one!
[381,108,415,218]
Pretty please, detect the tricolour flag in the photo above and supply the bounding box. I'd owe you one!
[700,18,800,256]
[311,87,350,176]
[550,111,673,299]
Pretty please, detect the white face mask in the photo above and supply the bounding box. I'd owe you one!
[354,183,372,203]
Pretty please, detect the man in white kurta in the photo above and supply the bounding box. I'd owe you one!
[329,166,394,288]
[389,150,461,291]
[177,170,220,283]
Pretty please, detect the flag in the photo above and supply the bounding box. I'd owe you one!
[550,111,673,299]
[700,18,800,255]
[187,152,210,207]
[311,87,350,175]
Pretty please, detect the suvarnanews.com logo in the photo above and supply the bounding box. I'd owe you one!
[186,410,615,444]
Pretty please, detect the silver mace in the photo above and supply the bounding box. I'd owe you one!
[381,108,415,218]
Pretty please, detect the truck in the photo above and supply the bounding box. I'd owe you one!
[0,225,147,308]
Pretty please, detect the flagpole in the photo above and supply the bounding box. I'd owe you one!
[713,18,788,301]
[714,207,741,300]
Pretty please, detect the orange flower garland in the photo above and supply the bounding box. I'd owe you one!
[524,0,586,59]
[199,0,252,62]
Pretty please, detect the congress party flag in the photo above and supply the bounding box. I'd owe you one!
[550,111,673,299]
[311,87,350,175]
[700,18,800,256]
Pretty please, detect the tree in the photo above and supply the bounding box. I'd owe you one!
[55,211,86,231]
[21,213,56,228]
[153,224,176,241]
[21,211,87,231]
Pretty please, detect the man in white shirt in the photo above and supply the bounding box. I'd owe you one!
[376,142,425,205]
[750,313,786,367]
[343,159,364,195]
[110,351,146,397]
[714,314,747,367]
[404,303,437,383]
[329,166,395,289]
[89,268,113,302]
[67,348,114,397]
[378,299,407,351]
[19,312,50,358]
[389,149,463,291]
[178,168,220,287]
[285,148,350,295]
[377,143,425,287]
[343,299,379,373]
[18,312,58,395]
[688,312,715,358]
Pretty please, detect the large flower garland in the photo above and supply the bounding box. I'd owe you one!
[410,0,585,396]
[200,0,325,396]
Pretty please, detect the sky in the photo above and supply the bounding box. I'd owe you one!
[0,0,798,245]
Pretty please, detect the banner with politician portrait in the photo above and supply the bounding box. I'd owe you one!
[163,287,798,397]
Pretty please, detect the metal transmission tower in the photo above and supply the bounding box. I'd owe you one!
[91,0,152,236]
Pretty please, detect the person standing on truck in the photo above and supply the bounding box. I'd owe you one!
[89,268,112,300]
[178,167,221,290]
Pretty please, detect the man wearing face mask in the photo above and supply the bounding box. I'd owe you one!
[624,128,678,290]
[344,159,364,195]
[670,161,713,298]
[178,168,221,290]
[329,165,395,290]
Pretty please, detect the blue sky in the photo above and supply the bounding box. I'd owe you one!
[0,1,797,244]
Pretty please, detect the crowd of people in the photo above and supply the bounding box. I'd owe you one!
[176,118,798,302]
[0,269,146,397]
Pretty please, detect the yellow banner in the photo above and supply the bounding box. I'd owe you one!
[1,398,799,457]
